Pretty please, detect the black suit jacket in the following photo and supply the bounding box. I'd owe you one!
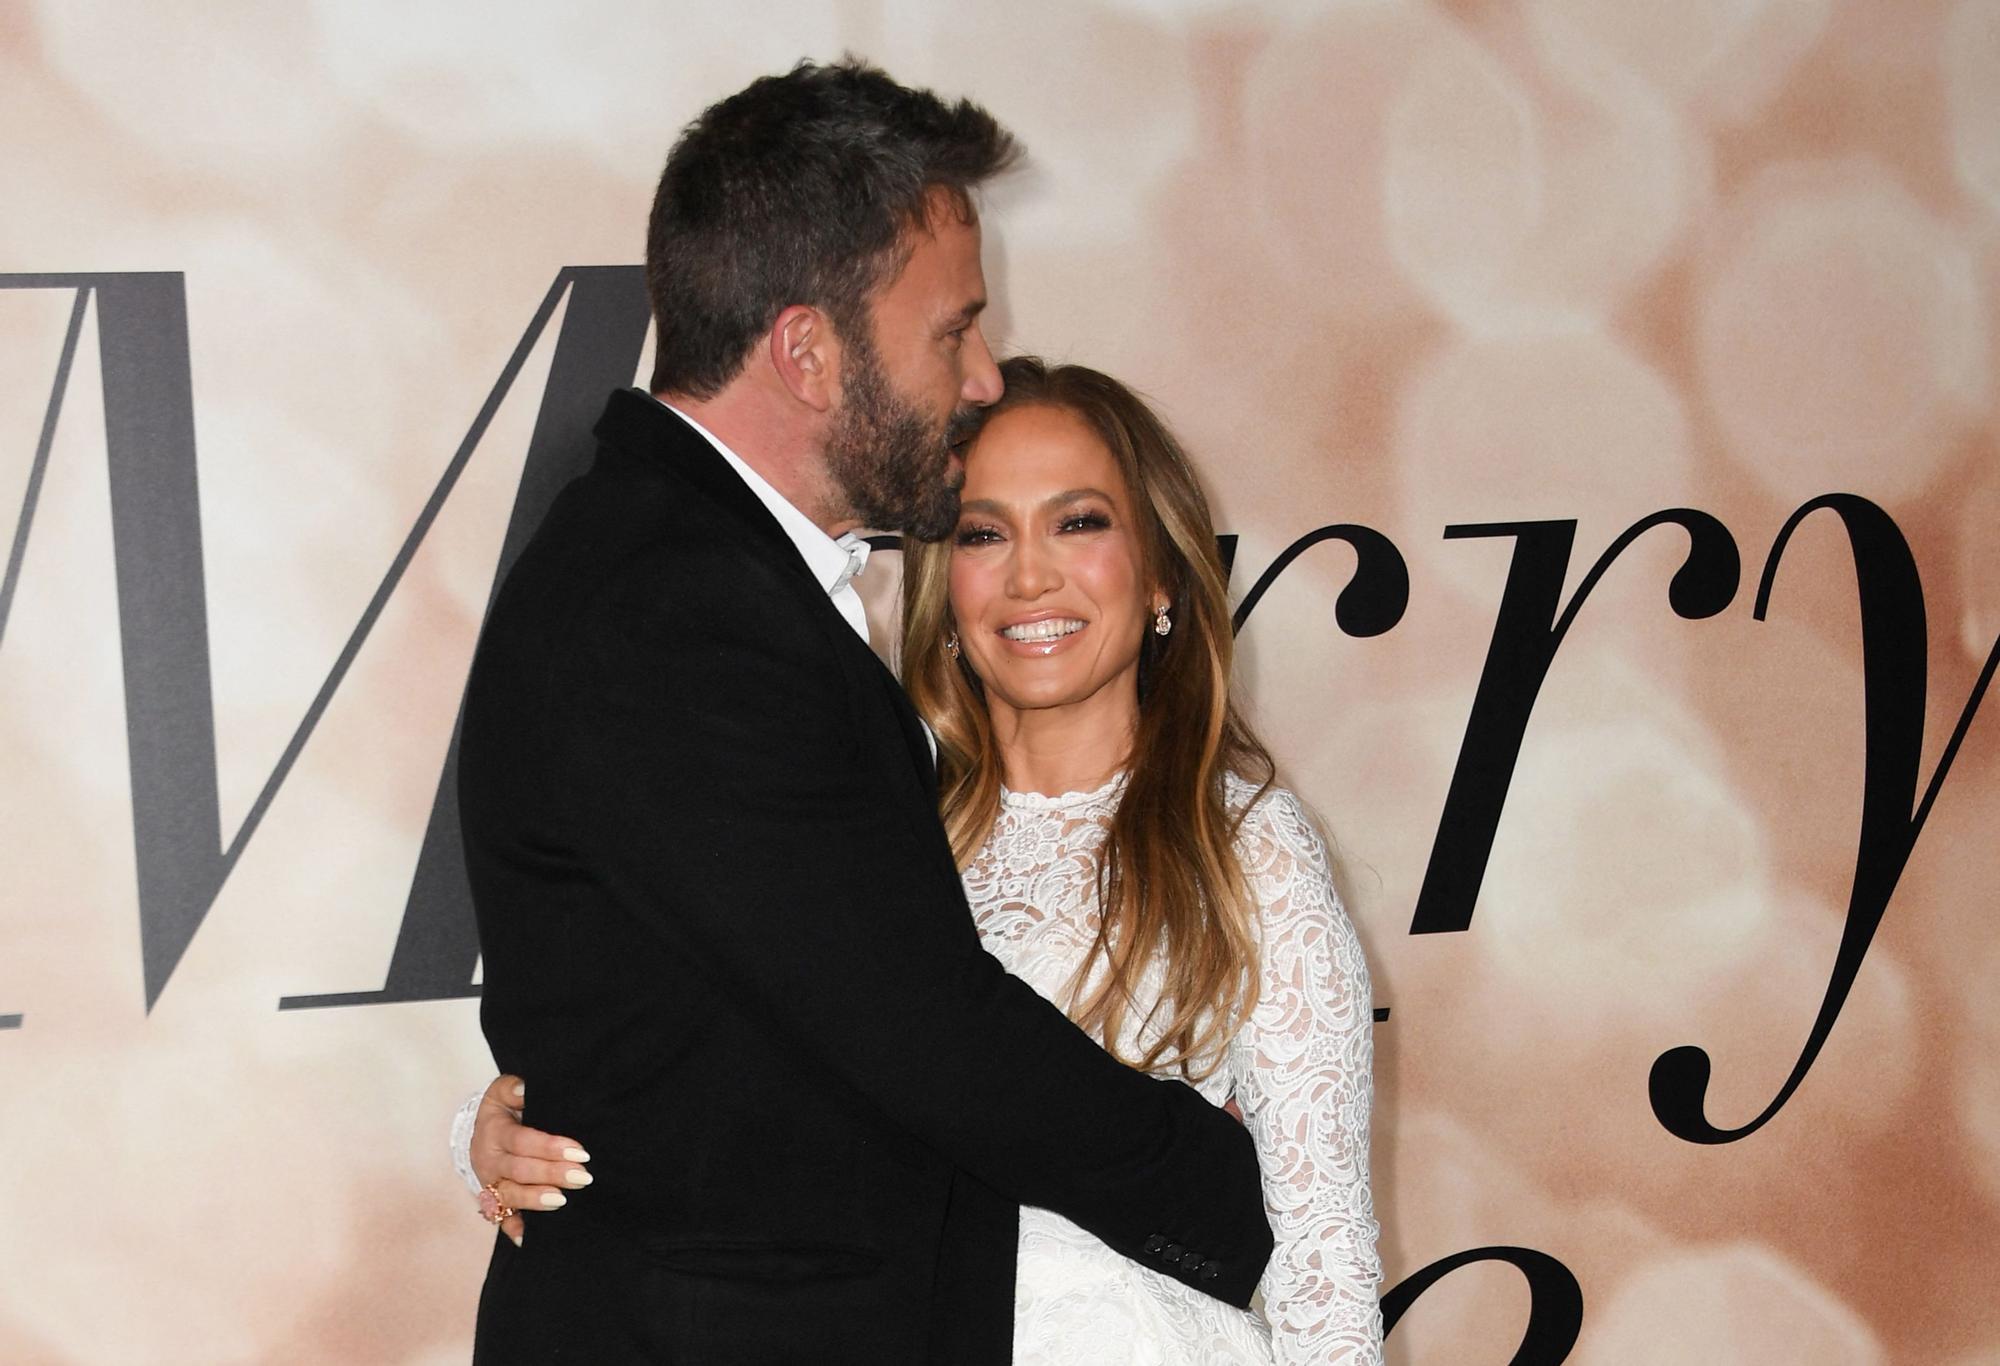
[461,389,1273,1364]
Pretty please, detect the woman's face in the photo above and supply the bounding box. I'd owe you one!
[947,402,1158,728]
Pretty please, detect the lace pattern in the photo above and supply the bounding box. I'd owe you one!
[450,1089,484,1195]
[968,774,1382,1364]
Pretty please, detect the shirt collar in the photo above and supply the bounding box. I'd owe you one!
[655,396,869,601]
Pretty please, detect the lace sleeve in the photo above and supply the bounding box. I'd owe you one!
[1228,788,1383,1362]
[450,1088,486,1196]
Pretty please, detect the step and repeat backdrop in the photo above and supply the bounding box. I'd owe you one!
[2,1,1996,1361]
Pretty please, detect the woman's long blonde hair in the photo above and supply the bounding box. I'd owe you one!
[901,357,1274,1078]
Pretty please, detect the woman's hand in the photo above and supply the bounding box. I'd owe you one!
[472,1074,592,1246]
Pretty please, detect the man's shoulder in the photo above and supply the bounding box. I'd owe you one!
[513,457,801,604]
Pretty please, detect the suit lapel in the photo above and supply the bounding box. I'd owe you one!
[592,387,817,587]
[860,641,940,804]
[595,387,941,812]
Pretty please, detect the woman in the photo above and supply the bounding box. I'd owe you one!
[457,358,1383,1361]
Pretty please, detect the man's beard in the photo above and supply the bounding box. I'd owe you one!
[824,332,975,543]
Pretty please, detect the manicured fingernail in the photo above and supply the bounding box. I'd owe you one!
[508,1231,523,1248]
[539,1192,567,1209]
[564,1169,593,1188]
[562,1147,591,1163]
[512,1082,526,1100]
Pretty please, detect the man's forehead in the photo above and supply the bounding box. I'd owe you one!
[880,207,986,311]
[901,187,984,267]
[921,183,980,230]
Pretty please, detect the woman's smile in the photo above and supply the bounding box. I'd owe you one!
[997,614,1091,650]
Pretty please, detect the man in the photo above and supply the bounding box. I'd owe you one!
[459,59,1272,1364]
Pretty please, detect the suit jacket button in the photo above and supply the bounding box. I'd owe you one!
[1143,1235,1167,1254]
[1200,1262,1222,1282]
[1181,1254,1205,1272]
[1162,1243,1186,1263]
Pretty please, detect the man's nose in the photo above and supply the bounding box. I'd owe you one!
[961,327,1003,407]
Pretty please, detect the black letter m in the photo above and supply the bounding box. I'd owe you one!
[0,268,649,1020]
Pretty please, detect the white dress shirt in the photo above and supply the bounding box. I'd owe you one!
[656,396,872,645]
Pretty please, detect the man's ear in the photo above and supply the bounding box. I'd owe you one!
[768,304,837,412]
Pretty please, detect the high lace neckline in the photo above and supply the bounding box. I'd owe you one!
[998,770,1128,812]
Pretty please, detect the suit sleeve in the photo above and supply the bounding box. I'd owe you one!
[556,547,1273,1306]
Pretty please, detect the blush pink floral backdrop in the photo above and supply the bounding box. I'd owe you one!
[0,1,1994,1361]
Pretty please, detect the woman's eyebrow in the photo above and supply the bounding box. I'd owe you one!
[956,488,1114,519]
[1040,487,1114,511]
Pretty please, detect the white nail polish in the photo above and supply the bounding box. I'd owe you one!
[562,1147,591,1163]
[564,1169,594,1188]
[539,1192,567,1209]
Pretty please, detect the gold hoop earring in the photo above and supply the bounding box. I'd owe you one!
[1153,604,1171,637]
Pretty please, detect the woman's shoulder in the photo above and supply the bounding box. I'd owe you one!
[1225,774,1326,856]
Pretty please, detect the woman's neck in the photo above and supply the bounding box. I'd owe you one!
[987,688,1137,797]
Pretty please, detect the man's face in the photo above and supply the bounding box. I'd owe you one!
[824,198,1004,541]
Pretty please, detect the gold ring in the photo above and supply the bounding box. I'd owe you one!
[477,1182,515,1226]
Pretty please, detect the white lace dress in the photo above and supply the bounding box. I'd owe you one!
[451,773,1382,1362]
[973,774,1381,1365]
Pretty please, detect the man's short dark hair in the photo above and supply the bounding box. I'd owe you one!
[646,58,1019,398]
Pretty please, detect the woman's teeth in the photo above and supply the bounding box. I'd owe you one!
[1000,618,1086,642]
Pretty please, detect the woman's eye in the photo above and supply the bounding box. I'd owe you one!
[1059,511,1112,533]
[953,524,1001,547]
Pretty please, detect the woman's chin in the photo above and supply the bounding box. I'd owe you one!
[985,675,1093,715]
[984,669,1138,720]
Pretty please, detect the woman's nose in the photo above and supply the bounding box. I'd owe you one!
[1006,541,1061,599]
